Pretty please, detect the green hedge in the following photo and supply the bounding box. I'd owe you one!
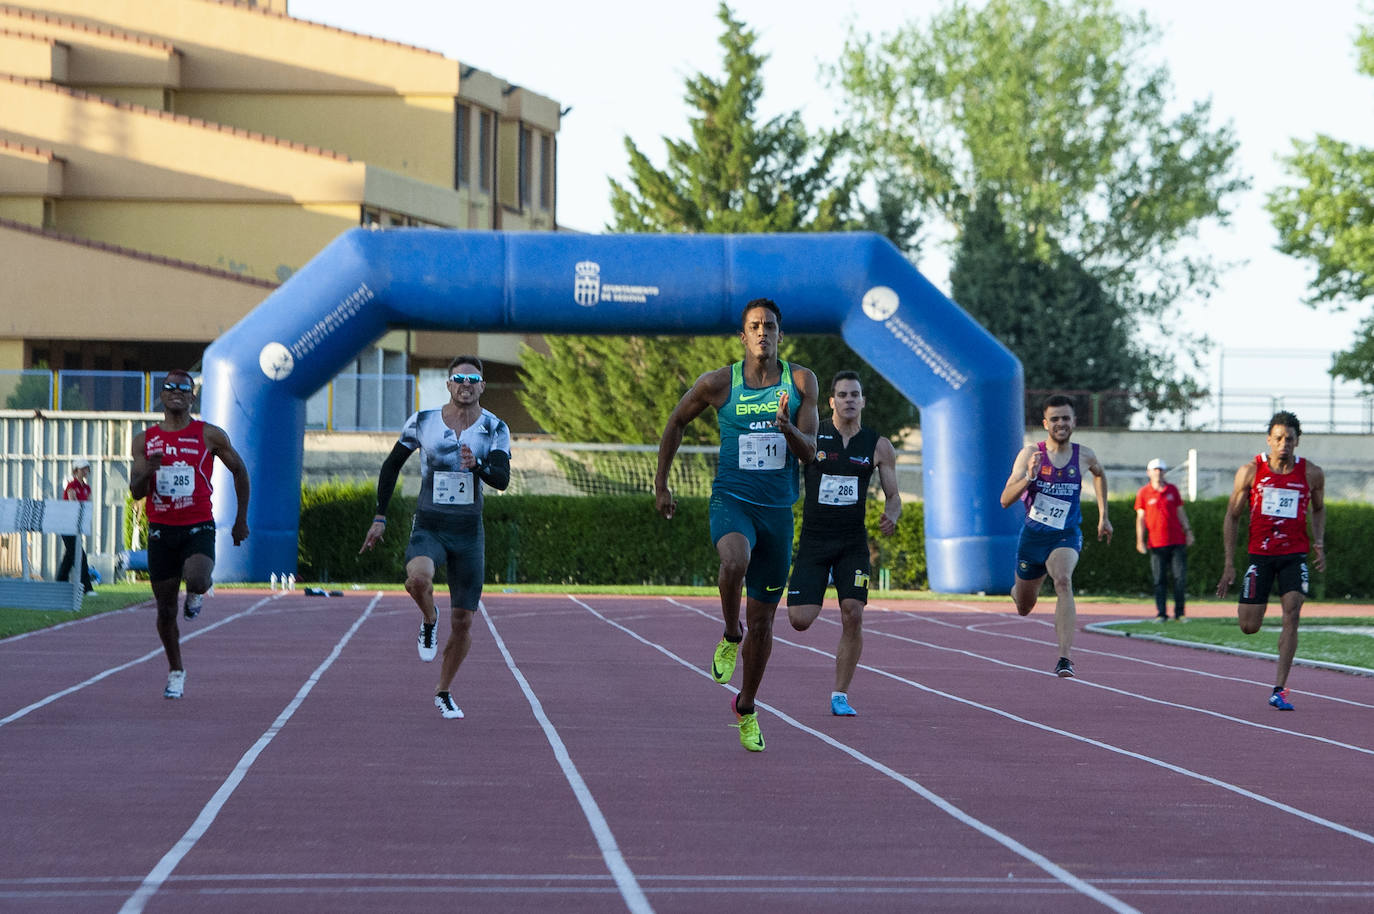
[297,483,1366,597]
[297,482,930,588]
[1068,497,1366,601]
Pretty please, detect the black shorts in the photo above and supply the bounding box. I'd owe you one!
[1239,552,1309,604]
[147,521,216,582]
[787,534,871,606]
[406,517,485,610]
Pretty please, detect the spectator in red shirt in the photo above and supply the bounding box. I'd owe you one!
[1135,457,1193,620]
[57,459,94,594]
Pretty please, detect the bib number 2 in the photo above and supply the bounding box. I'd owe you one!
[434,471,474,505]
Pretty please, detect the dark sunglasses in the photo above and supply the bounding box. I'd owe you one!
[162,381,195,392]
[450,373,483,384]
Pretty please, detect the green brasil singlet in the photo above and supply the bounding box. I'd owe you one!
[714,360,801,507]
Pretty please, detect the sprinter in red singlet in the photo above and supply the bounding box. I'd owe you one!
[130,369,250,700]
[1216,411,1326,710]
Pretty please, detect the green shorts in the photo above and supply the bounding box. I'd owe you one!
[709,492,794,604]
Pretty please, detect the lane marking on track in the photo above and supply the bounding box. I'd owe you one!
[117,592,383,914]
[660,596,1374,848]
[834,613,1374,753]
[581,595,1139,914]
[480,601,653,914]
[0,594,282,729]
[952,613,1374,710]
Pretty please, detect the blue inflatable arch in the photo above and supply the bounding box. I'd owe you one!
[202,229,1024,592]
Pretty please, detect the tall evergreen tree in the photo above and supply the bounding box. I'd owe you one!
[519,3,916,443]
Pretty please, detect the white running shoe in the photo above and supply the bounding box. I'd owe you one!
[183,591,204,620]
[434,692,464,719]
[417,621,438,662]
[164,669,186,699]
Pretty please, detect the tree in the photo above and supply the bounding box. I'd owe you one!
[1266,23,1374,384]
[519,3,917,444]
[834,0,1245,413]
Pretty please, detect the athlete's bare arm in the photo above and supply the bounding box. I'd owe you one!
[875,436,902,536]
[774,364,819,464]
[129,429,154,500]
[1081,445,1113,544]
[655,367,731,520]
[1000,444,1040,509]
[1308,462,1326,572]
[1216,461,1258,596]
[205,423,251,545]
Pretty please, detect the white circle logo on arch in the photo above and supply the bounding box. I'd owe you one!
[259,342,294,381]
[861,286,899,321]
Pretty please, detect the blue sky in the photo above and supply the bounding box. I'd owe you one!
[290,0,1374,402]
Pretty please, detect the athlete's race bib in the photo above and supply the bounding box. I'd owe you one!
[739,433,786,470]
[433,470,474,505]
[1260,486,1299,519]
[818,473,859,506]
[1028,492,1070,529]
[155,464,195,498]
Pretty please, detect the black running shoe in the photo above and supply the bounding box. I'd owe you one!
[1054,657,1075,678]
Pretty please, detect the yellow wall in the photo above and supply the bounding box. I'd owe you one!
[57,200,360,283]
[0,197,45,226]
[177,92,456,187]
[0,339,24,370]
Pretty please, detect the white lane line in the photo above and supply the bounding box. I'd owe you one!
[578,596,1139,914]
[117,593,382,914]
[815,612,1374,754]
[952,613,1374,710]
[480,601,653,914]
[663,597,1374,847]
[0,594,281,729]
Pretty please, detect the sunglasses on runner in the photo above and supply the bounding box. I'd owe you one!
[162,381,195,392]
[450,373,483,384]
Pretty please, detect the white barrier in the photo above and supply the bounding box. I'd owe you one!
[0,498,90,611]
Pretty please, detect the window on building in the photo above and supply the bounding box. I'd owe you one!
[455,104,470,189]
[539,134,553,211]
[479,110,494,193]
[518,126,532,210]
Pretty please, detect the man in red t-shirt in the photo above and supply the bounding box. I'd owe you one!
[1216,411,1326,711]
[57,459,94,594]
[1134,457,1193,621]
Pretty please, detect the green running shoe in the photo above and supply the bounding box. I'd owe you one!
[710,637,739,684]
[733,696,764,752]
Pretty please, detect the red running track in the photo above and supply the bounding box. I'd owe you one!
[2,591,1374,913]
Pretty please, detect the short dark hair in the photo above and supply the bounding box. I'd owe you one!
[740,298,782,329]
[163,368,193,385]
[1268,410,1301,439]
[1042,393,1075,415]
[830,370,862,396]
[447,354,484,374]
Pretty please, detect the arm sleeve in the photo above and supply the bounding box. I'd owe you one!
[476,450,511,492]
[375,442,415,515]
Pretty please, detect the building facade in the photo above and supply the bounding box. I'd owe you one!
[0,0,563,427]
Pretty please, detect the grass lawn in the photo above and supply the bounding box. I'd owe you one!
[0,583,151,640]
[1107,617,1374,672]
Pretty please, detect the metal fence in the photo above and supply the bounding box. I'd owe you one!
[8,369,1374,434]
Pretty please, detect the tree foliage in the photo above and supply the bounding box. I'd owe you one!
[834,0,1245,413]
[1266,23,1374,384]
[519,3,917,444]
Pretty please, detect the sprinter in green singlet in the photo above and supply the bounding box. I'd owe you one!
[655,298,819,752]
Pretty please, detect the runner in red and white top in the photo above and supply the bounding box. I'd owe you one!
[130,369,250,700]
[1216,410,1326,711]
